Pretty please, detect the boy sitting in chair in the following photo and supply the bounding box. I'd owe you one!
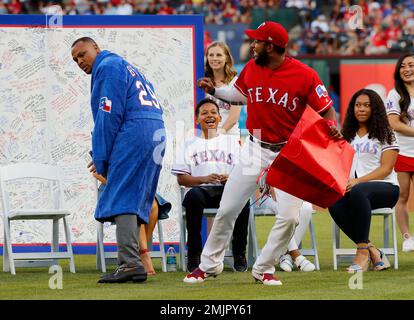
[171,98,250,272]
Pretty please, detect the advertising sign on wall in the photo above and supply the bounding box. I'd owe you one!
[339,59,396,122]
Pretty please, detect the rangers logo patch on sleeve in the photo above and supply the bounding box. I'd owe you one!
[99,97,112,113]
[386,100,393,110]
[315,84,328,98]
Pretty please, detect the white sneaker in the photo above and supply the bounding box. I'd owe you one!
[279,254,293,272]
[402,237,414,252]
[294,255,315,272]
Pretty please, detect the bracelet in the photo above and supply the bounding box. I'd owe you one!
[208,87,215,95]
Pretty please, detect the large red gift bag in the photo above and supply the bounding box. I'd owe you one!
[266,107,355,208]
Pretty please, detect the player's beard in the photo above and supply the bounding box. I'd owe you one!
[254,50,271,67]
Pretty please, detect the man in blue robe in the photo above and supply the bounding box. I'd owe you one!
[72,37,166,283]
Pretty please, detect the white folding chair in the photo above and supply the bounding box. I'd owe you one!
[0,162,75,275]
[178,187,255,271]
[247,198,320,270]
[332,207,398,270]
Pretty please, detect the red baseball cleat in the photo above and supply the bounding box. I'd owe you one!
[252,270,282,286]
[183,267,218,283]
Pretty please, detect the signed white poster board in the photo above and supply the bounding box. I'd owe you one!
[0,15,204,251]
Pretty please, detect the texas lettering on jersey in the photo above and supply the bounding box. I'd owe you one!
[235,57,333,143]
[245,87,300,111]
[191,149,235,166]
[353,141,380,155]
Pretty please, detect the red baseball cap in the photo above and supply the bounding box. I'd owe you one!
[245,21,289,48]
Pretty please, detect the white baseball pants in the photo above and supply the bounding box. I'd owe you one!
[199,137,303,275]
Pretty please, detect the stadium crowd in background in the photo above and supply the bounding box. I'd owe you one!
[2,0,414,56]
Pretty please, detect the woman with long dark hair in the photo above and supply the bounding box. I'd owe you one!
[386,53,414,252]
[329,88,400,273]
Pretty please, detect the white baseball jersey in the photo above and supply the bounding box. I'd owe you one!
[349,133,399,186]
[206,76,242,136]
[171,134,240,185]
[386,89,414,157]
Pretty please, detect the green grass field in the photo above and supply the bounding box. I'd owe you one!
[1,212,414,300]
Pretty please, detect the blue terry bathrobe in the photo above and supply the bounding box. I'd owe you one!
[90,50,166,224]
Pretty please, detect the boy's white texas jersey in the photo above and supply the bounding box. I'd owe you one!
[172,134,240,184]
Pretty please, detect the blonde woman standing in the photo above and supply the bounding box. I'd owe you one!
[205,41,243,136]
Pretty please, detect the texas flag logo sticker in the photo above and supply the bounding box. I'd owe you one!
[99,97,112,113]
[316,84,328,98]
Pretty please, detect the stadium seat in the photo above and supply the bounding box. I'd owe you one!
[301,59,330,88]
[250,7,300,30]
[332,207,398,270]
[0,162,75,275]
[247,198,320,270]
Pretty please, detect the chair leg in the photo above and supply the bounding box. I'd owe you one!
[332,221,338,271]
[157,221,167,272]
[383,215,390,249]
[4,220,15,275]
[63,217,76,273]
[96,224,101,270]
[3,224,10,272]
[391,211,399,269]
[96,222,106,273]
[247,209,259,268]
[179,209,187,272]
[309,217,320,271]
[182,218,188,272]
[52,219,59,266]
